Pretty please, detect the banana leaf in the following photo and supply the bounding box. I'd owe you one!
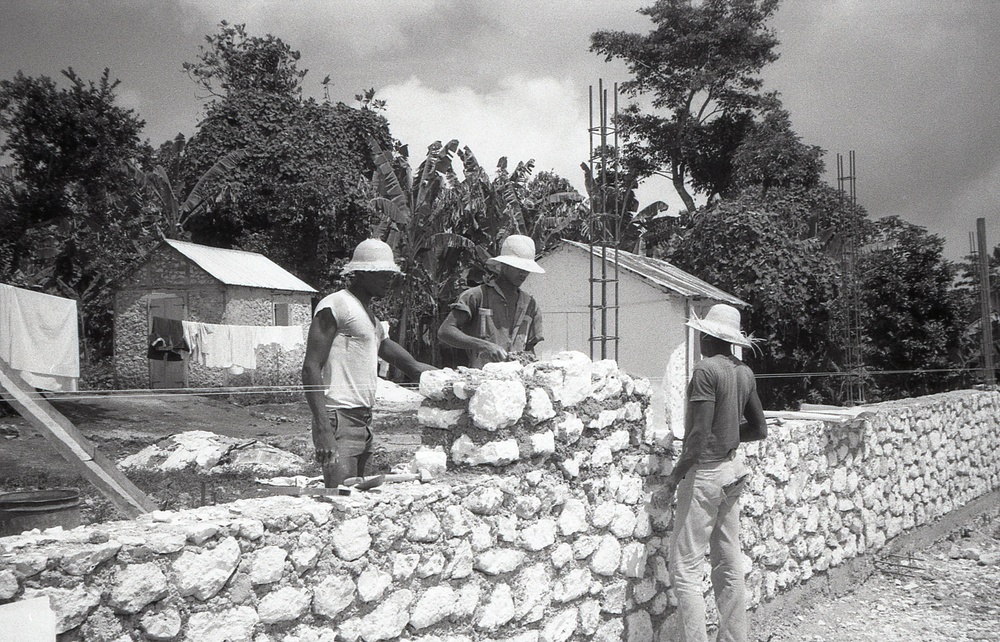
[367,137,409,213]
[178,148,248,226]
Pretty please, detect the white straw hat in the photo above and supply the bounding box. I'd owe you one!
[686,303,755,348]
[487,235,545,274]
[341,239,402,274]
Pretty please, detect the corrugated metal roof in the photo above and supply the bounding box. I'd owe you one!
[560,240,747,307]
[164,240,317,293]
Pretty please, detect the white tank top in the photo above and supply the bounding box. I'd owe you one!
[314,290,387,409]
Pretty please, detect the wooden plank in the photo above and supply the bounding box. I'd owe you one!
[0,358,156,518]
[764,410,853,424]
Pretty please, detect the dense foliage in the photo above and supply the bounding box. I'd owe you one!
[180,23,390,291]
[0,69,152,359]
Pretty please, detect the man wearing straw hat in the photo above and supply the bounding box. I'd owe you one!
[302,239,435,489]
[438,234,545,368]
[653,303,767,642]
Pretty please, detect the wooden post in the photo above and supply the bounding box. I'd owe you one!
[977,218,996,386]
[0,358,155,518]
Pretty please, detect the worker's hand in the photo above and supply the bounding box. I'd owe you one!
[650,477,678,510]
[311,415,336,463]
[479,340,508,363]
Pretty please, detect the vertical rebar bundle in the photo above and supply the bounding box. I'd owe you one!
[587,80,621,363]
[837,151,865,405]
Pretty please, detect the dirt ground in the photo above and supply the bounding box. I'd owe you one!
[1,394,999,639]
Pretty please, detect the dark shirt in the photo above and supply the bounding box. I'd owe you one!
[686,354,757,463]
[451,282,542,368]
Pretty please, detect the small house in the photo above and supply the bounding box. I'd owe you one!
[112,239,317,390]
[523,240,747,439]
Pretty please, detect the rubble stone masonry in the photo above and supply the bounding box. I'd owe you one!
[1,354,997,641]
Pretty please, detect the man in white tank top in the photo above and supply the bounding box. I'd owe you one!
[302,239,434,488]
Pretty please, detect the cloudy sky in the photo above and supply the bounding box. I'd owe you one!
[2,0,998,260]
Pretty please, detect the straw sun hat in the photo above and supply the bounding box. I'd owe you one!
[341,239,402,274]
[486,235,545,274]
[686,303,756,348]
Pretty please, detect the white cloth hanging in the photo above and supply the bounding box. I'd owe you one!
[182,321,306,371]
[0,284,79,392]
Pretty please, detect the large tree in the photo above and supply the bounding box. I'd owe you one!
[591,0,781,211]
[662,186,845,408]
[858,217,971,399]
[0,68,151,359]
[181,22,390,290]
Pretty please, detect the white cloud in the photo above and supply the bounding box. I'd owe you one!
[381,75,591,190]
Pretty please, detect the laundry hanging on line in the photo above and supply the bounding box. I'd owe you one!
[181,321,306,371]
[148,317,188,362]
[0,283,79,392]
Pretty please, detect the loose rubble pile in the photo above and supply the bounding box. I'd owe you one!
[119,430,308,476]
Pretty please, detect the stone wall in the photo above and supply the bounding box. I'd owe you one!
[1,355,998,642]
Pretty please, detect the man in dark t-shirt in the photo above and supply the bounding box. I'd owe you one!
[438,235,544,368]
[653,303,767,642]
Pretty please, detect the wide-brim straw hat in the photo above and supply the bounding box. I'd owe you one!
[487,234,545,274]
[341,238,402,274]
[686,303,755,348]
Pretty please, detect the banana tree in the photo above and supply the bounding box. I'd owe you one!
[368,137,478,362]
[124,135,247,240]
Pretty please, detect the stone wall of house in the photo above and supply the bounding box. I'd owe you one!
[1,354,997,642]
[114,274,312,391]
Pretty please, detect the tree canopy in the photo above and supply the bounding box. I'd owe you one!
[0,68,151,358]
[591,0,781,210]
[180,23,391,290]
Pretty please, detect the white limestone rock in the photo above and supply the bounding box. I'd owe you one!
[60,541,121,576]
[185,606,258,642]
[555,414,585,444]
[620,541,648,578]
[407,510,443,543]
[250,545,287,585]
[462,486,505,516]
[445,540,475,579]
[469,379,527,431]
[557,498,589,536]
[553,568,592,603]
[590,535,622,576]
[360,589,414,642]
[109,562,168,614]
[474,548,526,575]
[0,570,16,600]
[626,610,654,642]
[476,583,515,631]
[140,607,181,641]
[259,586,312,624]
[312,575,356,619]
[420,368,460,400]
[527,388,557,424]
[173,536,241,601]
[518,519,557,552]
[483,360,525,378]
[541,607,579,642]
[411,446,448,477]
[331,516,371,561]
[410,585,457,629]
[392,552,420,580]
[530,430,556,457]
[453,437,521,466]
[23,586,101,634]
[514,563,552,623]
[357,566,392,602]
[418,405,466,430]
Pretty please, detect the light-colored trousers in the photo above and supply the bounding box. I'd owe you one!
[668,454,750,642]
